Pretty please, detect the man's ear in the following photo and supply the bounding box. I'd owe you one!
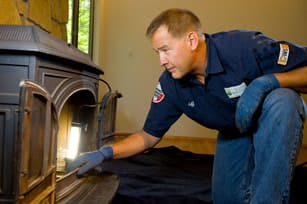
[186,31,199,50]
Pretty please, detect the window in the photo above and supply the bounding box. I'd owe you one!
[67,0,94,56]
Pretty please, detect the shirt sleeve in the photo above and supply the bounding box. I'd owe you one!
[143,72,182,138]
[251,32,307,74]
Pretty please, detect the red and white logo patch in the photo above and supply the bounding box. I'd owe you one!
[152,82,165,103]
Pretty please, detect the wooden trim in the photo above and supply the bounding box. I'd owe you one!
[115,132,216,139]
[115,132,307,163]
[115,132,216,155]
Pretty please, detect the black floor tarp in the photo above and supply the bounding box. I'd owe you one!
[100,146,214,204]
[93,145,307,204]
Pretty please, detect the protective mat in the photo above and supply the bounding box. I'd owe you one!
[100,146,214,204]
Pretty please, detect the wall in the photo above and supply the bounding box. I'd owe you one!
[96,0,307,143]
[0,0,68,41]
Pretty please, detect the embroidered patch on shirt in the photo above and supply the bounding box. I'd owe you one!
[187,101,195,108]
[224,82,247,99]
[277,43,289,66]
[153,82,165,103]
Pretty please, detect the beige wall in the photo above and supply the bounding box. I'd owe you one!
[94,0,307,142]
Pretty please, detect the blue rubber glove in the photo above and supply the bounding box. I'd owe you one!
[235,74,280,133]
[66,146,113,176]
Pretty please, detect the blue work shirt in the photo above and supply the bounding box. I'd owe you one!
[143,30,307,138]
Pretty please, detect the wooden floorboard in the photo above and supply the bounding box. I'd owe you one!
[115,133,306,164]
[156,135,216,155]
[297,145,307,164]
[156,135,307,164]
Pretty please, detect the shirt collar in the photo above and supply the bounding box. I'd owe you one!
[178,34,225,86]
[205,33,224,76]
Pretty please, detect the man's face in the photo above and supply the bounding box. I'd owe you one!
[151,26,194,79]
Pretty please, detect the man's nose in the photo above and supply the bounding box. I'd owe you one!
[159,54,167,66]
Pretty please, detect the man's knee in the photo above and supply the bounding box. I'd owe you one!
[262,88,305,120]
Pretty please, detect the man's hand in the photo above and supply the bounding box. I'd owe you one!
[66,146,113,176]
[235,74,280,133]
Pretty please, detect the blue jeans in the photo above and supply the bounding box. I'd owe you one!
[212,88,306,204]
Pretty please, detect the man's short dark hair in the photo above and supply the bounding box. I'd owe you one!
[146,8,202,39]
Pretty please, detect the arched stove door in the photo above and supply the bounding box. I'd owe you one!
[17,80,58,203]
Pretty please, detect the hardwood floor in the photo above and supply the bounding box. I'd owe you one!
[156,135,216,155]
[156,135,307,165]
[115,133,306,164]
[297,145,307,164]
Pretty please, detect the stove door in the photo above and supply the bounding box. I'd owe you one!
[18,80,58,203]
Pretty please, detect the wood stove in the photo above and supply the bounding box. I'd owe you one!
[0,25,120,203]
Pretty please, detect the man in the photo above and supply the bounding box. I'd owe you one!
[68,8,307,203]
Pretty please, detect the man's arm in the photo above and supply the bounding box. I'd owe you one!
[274,66,307,93]
[66,130,161,175]
[111,130,161,159]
